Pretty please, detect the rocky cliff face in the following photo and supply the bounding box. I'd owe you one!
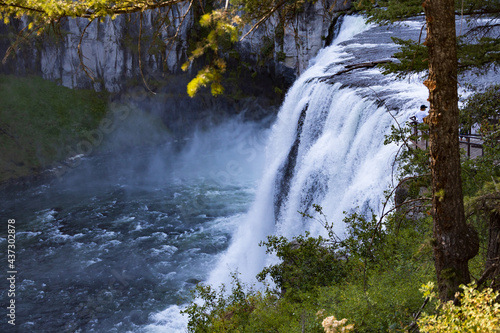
[278,0,352,75]
[1,3,194,92]
[0,0,352,92]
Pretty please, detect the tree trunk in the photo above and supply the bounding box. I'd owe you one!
[486,211,500,291]
[422,0,479,301]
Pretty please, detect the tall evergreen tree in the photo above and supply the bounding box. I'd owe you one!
[422,0,479,301]
[358,0,498,301]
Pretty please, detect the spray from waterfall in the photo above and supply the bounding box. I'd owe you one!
[206,14,431,288]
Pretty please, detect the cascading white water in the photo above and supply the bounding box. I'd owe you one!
[147,15,430,332]
[206,15,428,288]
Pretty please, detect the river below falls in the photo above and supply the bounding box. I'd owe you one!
[0,119,269,332]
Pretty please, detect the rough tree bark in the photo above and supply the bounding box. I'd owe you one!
[422,0,479,301]
[486,211,500,291]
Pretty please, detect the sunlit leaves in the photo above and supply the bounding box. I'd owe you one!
[182,0,313,97]
[0,0,172,26]
[1,0,317,97]
[186,66,225,97]
[182,9,241,97]
[418,283,500,332]
[199,13,212,27]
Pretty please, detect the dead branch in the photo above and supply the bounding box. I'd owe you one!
[166,0,194,60]
[78,19,96,80]
[407,296,430,332]
[2,24,37,64]
[239,0,289,41]
[475,262,499,289]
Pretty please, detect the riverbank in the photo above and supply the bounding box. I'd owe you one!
[0,74,109,183]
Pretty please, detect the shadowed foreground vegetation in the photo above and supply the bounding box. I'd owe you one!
[182,86,500,333]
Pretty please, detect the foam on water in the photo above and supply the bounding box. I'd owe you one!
[145,305,189,332]
[0,114,273,332]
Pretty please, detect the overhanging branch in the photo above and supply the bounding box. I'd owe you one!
[0,0,188,21]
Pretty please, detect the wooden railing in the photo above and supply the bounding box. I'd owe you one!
[410,121,485,159]
[459,134,484,158]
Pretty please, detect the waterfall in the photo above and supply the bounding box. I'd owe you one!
[207,15,428,286]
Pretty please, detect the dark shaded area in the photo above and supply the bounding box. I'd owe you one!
[274,104,308,221]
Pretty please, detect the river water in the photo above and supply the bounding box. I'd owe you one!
[0,119,270,332]
[148,15,430,332]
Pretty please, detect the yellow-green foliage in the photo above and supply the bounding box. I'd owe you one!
[418,282,500,333]
[186,64,225,98]
[182,10,241,97]
[0,0,163,26]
